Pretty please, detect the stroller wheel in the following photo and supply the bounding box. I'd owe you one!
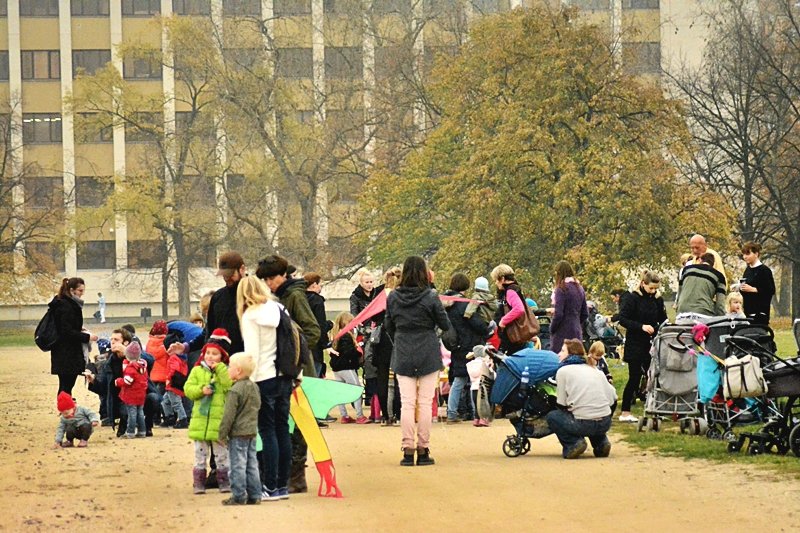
[637,417,646,433]
[706,427,722,440]
[789,423,800,458]
[679,419,688,434]
[502,436,522,458]
[520,438,531,455]
[727,441,741,453]
[722,430,737,443]
[747,442,763,456]
[650,418,660,432]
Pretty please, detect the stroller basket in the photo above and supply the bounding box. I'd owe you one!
[763,358,800,398]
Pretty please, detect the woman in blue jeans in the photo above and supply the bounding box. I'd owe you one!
[546,339,617,459]
[237,276,294,501]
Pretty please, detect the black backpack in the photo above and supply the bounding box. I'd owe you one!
[275,305,306,377]
[34,305,58,352]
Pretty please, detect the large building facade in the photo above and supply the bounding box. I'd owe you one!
[0,0,704,321]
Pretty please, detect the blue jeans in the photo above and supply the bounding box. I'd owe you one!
[228,437,261,502]
[545,409,611,456]
[125,404,146,436]
[257,376,294,490]
[161,391,187,420]
[447,376,471,420]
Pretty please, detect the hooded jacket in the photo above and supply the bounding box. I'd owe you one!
[385,286,452,377]
[618,286,668,362]
[444,290,490,378]
[184,361,232,442]
[115,358,148,407]
[549,280,589,353]
[49,296,90,376]
[275,278,321,349]
[146,334,169,382]
[349,284,378,316]
[165,353,188,396]
[330,332,361,372]
[206,281,244,354]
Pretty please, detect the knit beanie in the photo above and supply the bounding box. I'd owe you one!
[57,391,75,412]
[149,320,168,336]
[201,328,231,364]
[125,341,142,361]
[475,277,489,291]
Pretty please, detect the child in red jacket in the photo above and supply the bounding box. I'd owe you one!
[115,342,149,438]
[161,351,189,428]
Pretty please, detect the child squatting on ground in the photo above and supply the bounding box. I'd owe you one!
[53,392,99,448]
[185,329,233,495]
[217,353,262,505]
[114,342,149,438]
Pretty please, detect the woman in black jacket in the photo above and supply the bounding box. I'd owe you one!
[617,271,667,423]
[385,256,452,467]
[49,277,98,395]
[443,273,489,423]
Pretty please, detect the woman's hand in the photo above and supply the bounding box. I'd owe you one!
[642,325,655,335]
[740,283,757,293]
[90,334,99,342]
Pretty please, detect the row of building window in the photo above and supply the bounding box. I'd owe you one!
[26,240,217,270]
[0,0,475,18]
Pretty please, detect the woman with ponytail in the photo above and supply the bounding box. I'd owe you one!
[50,277,98,395]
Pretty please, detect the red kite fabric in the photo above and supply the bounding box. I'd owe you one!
[333,291,481,340]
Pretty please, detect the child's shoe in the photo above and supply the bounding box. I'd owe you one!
[221,497,246,505]
[277,487,289,500]
[193,468,207,494]
[400,448,415,467]
[173,418,189,429]
[355,416,371,424]
[217,467,231,493]
[77,440,88,448]
[125,432,135,439]
[135,432,146,438]
[261,486,281,502]
[159,415,176,428]
[473,418,480,427]
[246,498,261,505]
[416,447,435,466]
[477,418,490,427]
[340,416,356,424]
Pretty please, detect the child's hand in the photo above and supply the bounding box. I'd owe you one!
[202,386,213,396]
[91,421,99,427]
[329,349,339,357]
[53,442,62,449]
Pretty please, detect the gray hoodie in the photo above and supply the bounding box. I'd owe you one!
[385,287,452,377]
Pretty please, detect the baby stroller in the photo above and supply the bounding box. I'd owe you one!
[725,334,800,456]
[476,345,560,457]
[583,302,624,359]
[534,310,551,351]
[695,322,780,441]
[638,323,703,432]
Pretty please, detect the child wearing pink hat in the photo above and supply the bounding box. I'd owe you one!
[53,392,100,448]
[114,342,149,438]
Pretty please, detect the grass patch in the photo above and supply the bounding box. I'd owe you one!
[607,358,800,478]
[0,327,34,348]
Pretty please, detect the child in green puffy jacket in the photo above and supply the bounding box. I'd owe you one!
[184,329,234,495]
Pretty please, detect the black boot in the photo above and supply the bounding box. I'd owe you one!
[400,448,415,467]
[159,415,176,428]
[416,447,435,466]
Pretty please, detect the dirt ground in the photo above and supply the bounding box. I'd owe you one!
[2,347,800,533]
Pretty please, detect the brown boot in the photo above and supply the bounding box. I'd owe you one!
[416,447,435,466]
[288,462,307,493]
[193,468,207,494]
[400,448,415,466]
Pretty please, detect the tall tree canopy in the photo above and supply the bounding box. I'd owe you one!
[359,7,733,299]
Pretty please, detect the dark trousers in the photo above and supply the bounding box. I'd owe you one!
[375,363,401,421]
[57,374,78,396]
[257,376,293,490]
[546,410,611,455]
[621,357,649,412]
[65,423,93,442]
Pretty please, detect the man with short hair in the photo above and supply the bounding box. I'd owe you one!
[689,234,727,287]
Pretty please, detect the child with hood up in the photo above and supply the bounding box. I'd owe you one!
[114,342,149,438]
[146,320,170,396]
[184,328,234,494]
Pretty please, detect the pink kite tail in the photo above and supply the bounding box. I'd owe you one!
[316,459,343,498]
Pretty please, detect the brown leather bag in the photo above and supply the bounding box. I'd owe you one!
[505,302,541,344]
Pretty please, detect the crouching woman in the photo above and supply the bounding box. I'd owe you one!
[545,339,617,459]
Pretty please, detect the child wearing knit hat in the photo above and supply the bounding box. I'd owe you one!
[184,328,234,494]
[53,392,100,448]
[464,276,500,325]
[114,342,149,438]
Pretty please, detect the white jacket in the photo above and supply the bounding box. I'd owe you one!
[241,301,281,383]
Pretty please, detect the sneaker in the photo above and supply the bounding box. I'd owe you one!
[618,414,639,423]
[316,420,329,428]
[477,418,490,427]
[77,440,88,448]
[277,487,289,500]
[594,439,612,458]
[173,418,189,429]
[473,419,481,427]
[564,440,588,459]
[380,419,389,427]
[445,418,461,425]
[355,416,371,424]
[221,497,246,506]
[125,433,135,439]
[324,415,337,423]
[246,498,261,505]
[135,432,147,438]
[340,416,356,424]
[261,486,281,502]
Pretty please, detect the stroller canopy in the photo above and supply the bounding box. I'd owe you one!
[490,349,560,405]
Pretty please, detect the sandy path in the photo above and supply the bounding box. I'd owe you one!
[2,348,799,532]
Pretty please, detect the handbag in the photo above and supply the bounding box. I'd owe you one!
[723,354,768,399]
[504,301,540,344]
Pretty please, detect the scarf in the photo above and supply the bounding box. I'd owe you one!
[559,355,586,368]
[71,295,85,308]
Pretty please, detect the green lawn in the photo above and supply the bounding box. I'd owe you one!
[608,326,800,477]
[0,327,34,348]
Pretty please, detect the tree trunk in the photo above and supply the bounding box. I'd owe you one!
[173,229,191,318]
[776,259,792,317]
[792,259,799,320]
[161,262,169,319]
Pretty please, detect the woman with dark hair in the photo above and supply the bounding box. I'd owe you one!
[617,270,667,423]
[490,263,528,355]
[547,261,588,354]
[49,277,98,395]
[443,273,489,424]
[385,256,452,466]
